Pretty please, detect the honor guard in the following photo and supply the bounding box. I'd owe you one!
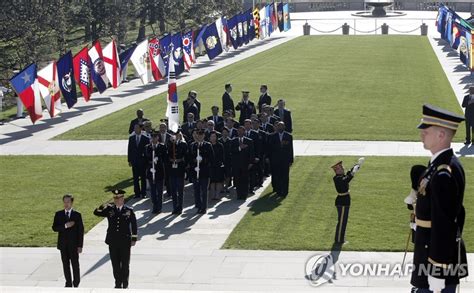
[331,158,363,244]
[405,165,427,244]
[145,130,167,214]
[411,104,468,293]
[93,190,138,289]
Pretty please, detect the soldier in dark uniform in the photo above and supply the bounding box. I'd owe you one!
[145,130,167,214]
[52,194,84,288]
[257,85,271,113]
[331,159,363,244]
[235,90,256,125]
[167,131,188,215]
[231,126,254,200]
[222,84,235,117]
[461,86,474,145]
[93,190,137,289]
[404,165,427,245]
[411,104,468,293]
[188,130,213,214]
[267,122,293,197]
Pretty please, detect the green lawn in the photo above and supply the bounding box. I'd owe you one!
[0,156,134,247]
[56,35,464,141]
[223,156,474,252]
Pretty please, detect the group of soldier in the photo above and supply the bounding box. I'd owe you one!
[127,84,294,216]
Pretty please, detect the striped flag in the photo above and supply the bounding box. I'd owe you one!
[166,51,179,133]
[103,40,121,88]
[37,61,62,117]
[10,63,43,123]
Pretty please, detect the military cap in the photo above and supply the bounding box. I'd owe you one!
[189,90,197,97]
[331,161,343,170]
[242,90,250,94]
[417,104,464,130]
[112,189,126,198]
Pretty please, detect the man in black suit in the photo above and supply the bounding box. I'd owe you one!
[231,126,255,200]
[243,119,260,194]
[257,85,272,113]
[462,86,474,145]
[52,194,84,288]
[188,130,214,214]
[263,105,280,126]
[183,90,201,121]
[182,113,196,142]
[235,90,256,125]
[128,109,149,134]
[267,122,293,197]
[274,99,293,133]
[207,106,225,132]
[128,124,150,198]
[222,84,235,117]
[94,190,138,289]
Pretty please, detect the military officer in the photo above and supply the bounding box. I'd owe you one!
[331,159,363,244]
[411,104,467,293]
[235,90,256,125]
[404,165,427,245]
[167,131,188,215]
[93,190,137,289]
[145,130,167,214]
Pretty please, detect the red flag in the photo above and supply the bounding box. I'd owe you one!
[149,38,166,81]
[73,47,93,101]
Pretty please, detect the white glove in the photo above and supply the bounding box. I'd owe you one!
[428,275,445,292]
[351,165,360,175]
[409,222,416,231]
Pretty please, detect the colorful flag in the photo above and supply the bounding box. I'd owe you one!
[240,13,249,45]
[165,52,179,133]
[182,30,195,71]
[246,9,255,41]
[283,3,291,32]
[216,17,229,52]
[10,63,43,123]
[459,28,472,69]
[253,7,260,39]
[436,5,447,35]
[149,38,165,81]
[444,11,453,43]
[73,46,93,102]
[103,40,121,88]
[194,25,207,49]
[202,22,223,60]
[119,44,136,79]
[259,6,267,39]
[130,39,153,85]
[272,2,279,29]
[277,3,284,32]
[88,41,109,93]
[57,51,77,109]
[160,34,172,76]
[37,61,61,117]
[171,32,185,76]
[237,14,245,47]
[451,22,462,50]
[266,4,273,36]
[227,14,240,49]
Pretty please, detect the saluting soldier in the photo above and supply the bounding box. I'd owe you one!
[411,104,468,293]
[145,130,167,214]
[93,190,137,289]
[330,159,363,244]
[267,122,293,197]
[235,90,256,125]
[167,131,188,215]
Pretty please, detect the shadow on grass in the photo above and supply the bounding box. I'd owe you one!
[103,178,134,193]
[247,190,284,216]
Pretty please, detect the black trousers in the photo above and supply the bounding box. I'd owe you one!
[170,176,184,212]
[193,177,209,210]
[271,162,290,196]
[109,242,131,288]
[60,247,80,287]
[131,164,146,196]
[466,119,473,142]
[335,205,350,243]
[234,167,249,200]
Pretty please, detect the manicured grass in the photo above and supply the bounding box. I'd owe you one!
[222,156,474,252]
[0,156,134,247]
[56,35,464,141]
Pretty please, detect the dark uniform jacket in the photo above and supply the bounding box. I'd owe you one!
[267,131,294,166]
[462,94,474,123]
[333,172,354,206]
[166,139,188,177]
[235,100,256,124]
[128,134,149,166]
[188,141,213,178]
[411,149,468,288]
[230,136,255,176]
[52,210,84,251]
[222,92,235,116]
[93,205,138,245]
[274,108,293,133]
[245,129,260,162]
[145,142,167,182]
[258,93,272,112]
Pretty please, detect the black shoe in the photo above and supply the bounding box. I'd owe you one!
[198,209,206,214]
[465,140,470,145]
[141,194,147,198]
[152,209,161,214]
[172,210,182,215]
[133,194,141,199]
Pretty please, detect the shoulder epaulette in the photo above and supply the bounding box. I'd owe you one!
[436,164,452,173]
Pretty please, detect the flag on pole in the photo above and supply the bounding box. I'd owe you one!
[216,17,229,52]
[166,50,179,133]
[149,37,166,81]
[272,2,279,29]
[103,40,121,88]
[268,4,274,35]
[277,2,284,32]
[237,14,245,47]
[130,39,153,85]
[73,46,93,102]
[37,61,62,117]
[57,51,77,109]
[283,3,291,32]
[160,34,172,76]
[171,32,185,76]
[119,44,136,79]
[259,7,267,39]
[247,9,256,41]
[88,41,109,93]
[182,30,195,71]
[451,22,462,50]
[202,22,223,60]
[10,63,43,123]
[227,14,240,49]
[239,13,249,45]
[459,28,472,69]
[253,7,260,39]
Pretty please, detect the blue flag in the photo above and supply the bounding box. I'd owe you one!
[247,9,255,41]
[227,14,240,49]
[277,3,284,32]
[57,51,77,109]
[239,13,249,45]
[202,22,223,60]
[444,11,453,43]
[436,5,448,35]
[160,34,172,76]
[283,3,291,32]
[194,25,207,49]
[266,4,273,36]
[119,44,136,73]
[171,32,185,76]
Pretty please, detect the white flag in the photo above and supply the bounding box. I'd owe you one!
[37,62,61,117]
[130,39,153,85]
